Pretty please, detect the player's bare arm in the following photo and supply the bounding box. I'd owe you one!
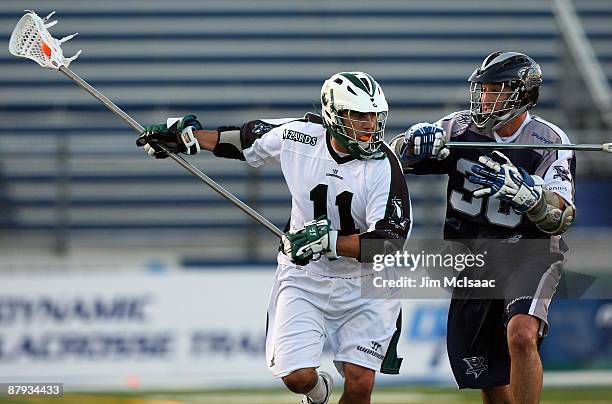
[194,129,222,151]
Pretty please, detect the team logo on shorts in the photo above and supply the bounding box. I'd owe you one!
[463,356,488,379]
[269,353,275,367]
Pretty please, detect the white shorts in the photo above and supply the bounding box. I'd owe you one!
[265,264,402,378]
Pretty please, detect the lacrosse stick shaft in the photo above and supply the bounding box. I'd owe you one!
[60,66,143,132]
[58,66,284,239]
[446,141,612,153]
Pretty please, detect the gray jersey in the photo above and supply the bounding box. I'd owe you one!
[393,111,575,241]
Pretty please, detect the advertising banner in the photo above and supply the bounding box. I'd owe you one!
[0,269,454,390]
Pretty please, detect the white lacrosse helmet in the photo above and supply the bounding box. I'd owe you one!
[321,72,388,160]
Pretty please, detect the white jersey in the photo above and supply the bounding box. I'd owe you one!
[217,114,412,277]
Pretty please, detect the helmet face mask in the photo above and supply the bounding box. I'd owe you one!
[468,52,542,132]
[470,81,523,132]
[332,109,387,158]
[321,72,388,159]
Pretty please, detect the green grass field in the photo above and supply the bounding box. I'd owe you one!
[2,386,611,404]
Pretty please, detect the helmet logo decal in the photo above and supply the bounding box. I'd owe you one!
[340,73,376,97]
[519,64,542,91]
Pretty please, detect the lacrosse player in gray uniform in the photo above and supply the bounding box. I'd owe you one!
[390,52,576,404]
[137,72,411,404]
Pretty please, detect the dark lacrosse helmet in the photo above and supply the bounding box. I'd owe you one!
[469,51,542,132]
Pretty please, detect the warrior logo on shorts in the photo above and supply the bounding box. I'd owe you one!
[356,344,385,360]
[463,356,488,379]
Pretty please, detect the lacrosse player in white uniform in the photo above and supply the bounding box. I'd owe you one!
[137,72,412,404]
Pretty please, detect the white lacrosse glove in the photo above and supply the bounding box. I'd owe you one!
[468,151,543,213]
[281,216,338,266]
[136,115,202,159]
[400,122,450,161]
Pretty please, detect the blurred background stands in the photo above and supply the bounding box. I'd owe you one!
[0,0,610,267]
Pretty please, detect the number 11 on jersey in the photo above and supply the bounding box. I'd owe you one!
[310,184,358,235]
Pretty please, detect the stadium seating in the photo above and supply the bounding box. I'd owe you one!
[0,0,610,263]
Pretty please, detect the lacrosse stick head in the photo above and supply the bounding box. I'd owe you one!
[9,10,81,69]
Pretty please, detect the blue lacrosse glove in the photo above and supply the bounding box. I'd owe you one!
[400,122,450,161]
[468,151,543,213]
[136,114,202,159]
[281,216,338,266]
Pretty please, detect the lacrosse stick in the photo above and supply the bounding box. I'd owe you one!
[446,141,612,153]
[9,10,284,239]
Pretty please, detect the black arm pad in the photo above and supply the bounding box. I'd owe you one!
[212,126,245,160]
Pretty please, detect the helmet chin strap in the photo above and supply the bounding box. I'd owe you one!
[328,126,383,160]
[490,104,530,132]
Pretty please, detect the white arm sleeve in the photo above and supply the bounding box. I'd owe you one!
[538,149,575,207]
[242,127,283,167]
[239,118,297,167]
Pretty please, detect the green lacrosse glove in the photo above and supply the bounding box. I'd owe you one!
[281,216,338,266]
[136,114,203,159]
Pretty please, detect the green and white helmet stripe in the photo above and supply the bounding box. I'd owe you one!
[321,71,388,160]
[339,72,378,97]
